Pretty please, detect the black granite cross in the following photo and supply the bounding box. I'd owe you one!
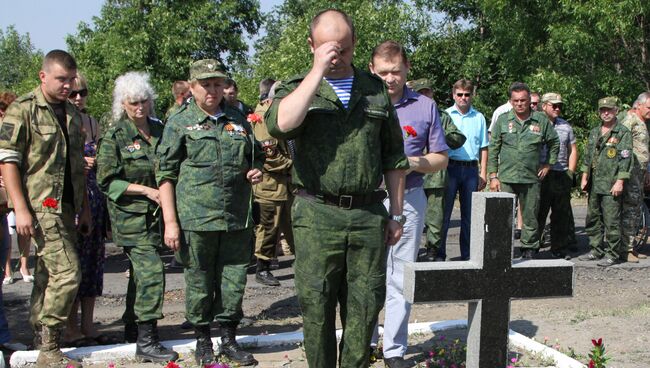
[403,192,574,368]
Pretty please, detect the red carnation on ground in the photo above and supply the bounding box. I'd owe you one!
[42,197,58,209]
[403,125,417,137]
[247,113,263,124]
[164,362,180,368]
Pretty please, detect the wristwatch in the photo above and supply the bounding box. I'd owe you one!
[390,214,407,226]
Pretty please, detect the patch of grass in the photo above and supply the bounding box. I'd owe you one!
[570,302,650,324]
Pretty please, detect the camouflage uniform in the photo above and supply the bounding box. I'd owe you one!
[96,117,166,324]
[582,120,632,259]
[251,102,294,261]
[265,68,409,368]
[156,98,264,327]
[0,87,85,330]
[423,110,466,252]
[619,113,649,254]
[488,111,560,250]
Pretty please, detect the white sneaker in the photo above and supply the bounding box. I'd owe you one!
[2,276,12,285]
[20,272,34,283]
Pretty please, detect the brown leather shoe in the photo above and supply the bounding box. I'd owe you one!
[627,251,640,263]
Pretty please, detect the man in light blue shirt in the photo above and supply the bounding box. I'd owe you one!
[438,79,489,260]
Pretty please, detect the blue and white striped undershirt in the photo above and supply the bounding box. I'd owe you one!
[324,76,354,108]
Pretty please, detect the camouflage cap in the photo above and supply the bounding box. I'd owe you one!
[406,78,432,93]
[542,92,563,104]
[190,59,227,81]
[598,96,619,109]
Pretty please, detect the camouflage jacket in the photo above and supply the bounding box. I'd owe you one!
[0,86,86,213]
[620,112,649,171]
[156,99,265,232]
[251,102,293,202]
[581,121,632,195]
[423,109,467,189]
[488,110,560,184]
[264,67,409,195]
[96,116,164,246]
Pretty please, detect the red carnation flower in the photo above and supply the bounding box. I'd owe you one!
[247,113,263,124]
[403,125,417,138]
[591,338,602,347]
[42,197,58,209]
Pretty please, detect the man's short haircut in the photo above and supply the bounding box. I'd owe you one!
[633,91,650,107]
[224,78,238,91]
[452,79,474,94]
[309,9,356,41]
[371,40,408,65]
[42,49,77,72]
[508,82,531,98]
[171,81,190,98]
[259,78,276,101]
[531,92,540,99]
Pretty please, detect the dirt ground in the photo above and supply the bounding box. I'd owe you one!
[3,199,650,367]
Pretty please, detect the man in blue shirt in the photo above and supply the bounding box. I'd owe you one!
[439,79,489,261]
[368,40,448,368]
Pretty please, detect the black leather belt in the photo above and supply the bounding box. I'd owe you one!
[449,159,478,167]
[295,189,388,209]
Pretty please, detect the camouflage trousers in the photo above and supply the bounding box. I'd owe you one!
[254,197,294,260]
[501,182,541,249]
[585,193,623,259]
[621,168,644,252]
[121,244,165,324]
[423,188,445,251]
[538,170,574,251]
[179,229,251,326]
[292,195,387,368]
[29,205,81,329]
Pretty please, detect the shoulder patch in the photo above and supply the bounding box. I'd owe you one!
[0,123,15,141]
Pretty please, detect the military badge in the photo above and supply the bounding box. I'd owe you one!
[508,122,514,133]
[606,148,616,158]
[133,141,141,150]
[607,137,619,145]
[529,124,541,134]
[125,145,135,153]
[225,122,247,137]
[621,149,630,158]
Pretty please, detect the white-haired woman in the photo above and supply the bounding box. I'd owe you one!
[96,71,178,363]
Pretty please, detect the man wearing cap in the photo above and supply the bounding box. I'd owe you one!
[265,10,409,367]
[405,79,466,262]
[488,82,560,259]
[620,92,650,262]
[580,97,632,267]
[537,93,578,259]
[157,59,264,366]
[438,78,488,262]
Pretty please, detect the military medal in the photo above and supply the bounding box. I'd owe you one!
[529,124,541,134]
[621,149,630,158]
[126,145,135,153]
[133,141,141,150]
[508,122,514,133]
[606,148,616,158]
[607,137,619,145]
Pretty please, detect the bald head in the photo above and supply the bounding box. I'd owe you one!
[309,9,355,42]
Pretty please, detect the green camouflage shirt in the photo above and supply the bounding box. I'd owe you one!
[423,109,466,189]
[97,117,164,246]
[0,86,86,213]
[156,99,265,231]
[264,67,409,195]
[620,112,649,170]
[488,110,560,184]
[581,121,632,195]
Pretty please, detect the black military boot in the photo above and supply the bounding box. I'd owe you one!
[194,324,215,365]
[124,322,138,343]
[255,259,280,286]
[135,321,179,363]
[219,322,257,366]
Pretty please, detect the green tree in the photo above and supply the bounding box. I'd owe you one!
[67,0,262,118]
[0,26,43,95]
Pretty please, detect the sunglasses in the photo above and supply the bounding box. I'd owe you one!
[530,102,539,106]
[456,93,471,97]
[70,89,88,98]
